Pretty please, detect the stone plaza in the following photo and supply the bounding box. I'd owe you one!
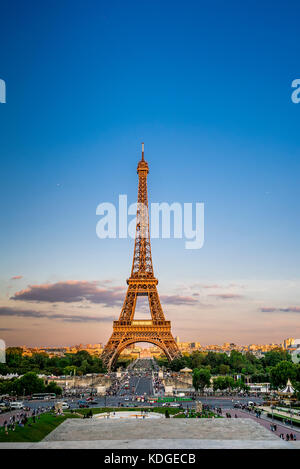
[1,417,299,449]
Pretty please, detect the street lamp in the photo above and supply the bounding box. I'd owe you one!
[271,405,274,422]
[290,402,293,429]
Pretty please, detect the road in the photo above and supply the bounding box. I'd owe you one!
[129,376,153,396]
[1,395,265,411]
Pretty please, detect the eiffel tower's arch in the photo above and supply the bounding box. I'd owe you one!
[108,338,172,369]
[102,144,181,371]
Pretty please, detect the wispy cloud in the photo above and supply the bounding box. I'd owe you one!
[160,295,198,305]
[0,306,115,323]
[11,275,23,280]
[10,280,203,309]
[191,283,244,290]
[11,280,125,307]
[209,293,244,300]
[261,306,300,313]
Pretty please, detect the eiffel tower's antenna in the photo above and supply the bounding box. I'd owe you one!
[141,142,144,161]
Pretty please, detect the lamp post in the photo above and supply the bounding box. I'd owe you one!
[271,405,274,422]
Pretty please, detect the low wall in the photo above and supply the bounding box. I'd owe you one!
[47,375,112,391]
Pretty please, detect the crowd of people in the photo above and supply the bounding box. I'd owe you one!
[1,406,49,435]
[279,432,297,441]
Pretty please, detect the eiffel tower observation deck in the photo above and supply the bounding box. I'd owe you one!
[101,144,181,370]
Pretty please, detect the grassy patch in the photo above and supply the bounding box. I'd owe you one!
[0,412,79,442]
[75,406,181,417]
[173,411,221,419]
[267,412,300,427]
[75,406,220,419]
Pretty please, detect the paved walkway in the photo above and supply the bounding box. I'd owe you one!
[225,408,299,441]
[0,410,25,425]
[260,406,300,423]
[43,417,280,441]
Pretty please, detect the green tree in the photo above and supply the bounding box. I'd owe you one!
[192,367,211,392]
[79,359,89,375]
[189,351,206,370]
[155,357,169,369]
[263,349,291,367]
[293,372,300,399]
[169,356,189,372]
[15,372,46,395]
[63,365,77,375]
[45,381,62,395]
[31,352,48,369]
[212,376,236,392]
[269,361,297,389]
[213,377,227,391]
[229,350,245,372]
[224,376,235,391]
[234,379,249,392]
[219,364,230,375]
[251,372,269,383]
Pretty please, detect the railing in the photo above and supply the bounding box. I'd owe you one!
[113,320,171,327]
[131,320,153,326]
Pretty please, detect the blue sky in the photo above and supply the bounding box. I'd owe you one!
[0,0,299,346]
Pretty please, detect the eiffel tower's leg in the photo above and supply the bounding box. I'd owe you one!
[148,289,181,359]
[103,336,139,370]
[101,333,120,370]
[119,287,137,321]
[148,288,166,321]
[162,333,182,360]
[102,287,137,369]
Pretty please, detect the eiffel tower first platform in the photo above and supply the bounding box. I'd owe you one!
[101,144,181,370]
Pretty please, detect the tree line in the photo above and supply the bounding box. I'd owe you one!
[0,372,62,396]
[156,349,300,395]
[0,348,106,376]
[1,347,300,396]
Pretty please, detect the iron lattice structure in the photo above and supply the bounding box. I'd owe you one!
[101,144,181,370]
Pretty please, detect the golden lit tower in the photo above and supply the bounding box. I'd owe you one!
[101,144,181,370]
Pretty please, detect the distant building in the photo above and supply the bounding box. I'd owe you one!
[287,339,300,357]
[291,349,300,364]
[190,342,201,350]
[283,337,295,349]
[248,383,271,394]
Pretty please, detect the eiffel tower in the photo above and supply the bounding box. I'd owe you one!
[101,144,181,370]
